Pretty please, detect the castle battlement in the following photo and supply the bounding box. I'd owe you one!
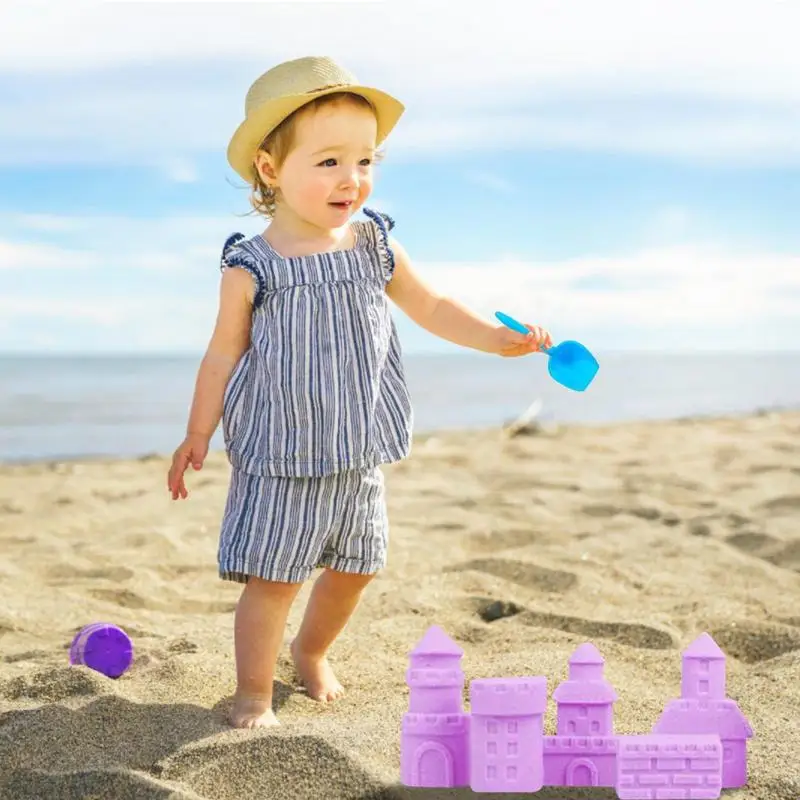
[544,736,618,753]
[402,712,469,736]
[471,677,547,717]
[405,668,463,687]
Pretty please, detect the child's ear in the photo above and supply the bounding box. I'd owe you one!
[254,150,278,184]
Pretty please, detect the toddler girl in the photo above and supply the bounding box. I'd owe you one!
[167,55,551,728]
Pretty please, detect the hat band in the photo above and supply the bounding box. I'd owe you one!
[306,82,348,94]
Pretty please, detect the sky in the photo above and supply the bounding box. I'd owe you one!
[0,0,798,355]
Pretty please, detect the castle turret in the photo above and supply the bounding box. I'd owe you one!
[400,626,470,788]
[653,632,754,789]
[553,643,618,736]
[544,642,619,788]
[681,632,726,700]
[470,676,547,793]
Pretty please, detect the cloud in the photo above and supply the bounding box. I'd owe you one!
[163,158,200,184]
[0,212,261,273]
[0,1,798,166]
[465,172,516,194]
[0,211,796,352]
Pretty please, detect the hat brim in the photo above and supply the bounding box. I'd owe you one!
[227,84,405,183]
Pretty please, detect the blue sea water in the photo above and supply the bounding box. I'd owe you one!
[0,352,798,463]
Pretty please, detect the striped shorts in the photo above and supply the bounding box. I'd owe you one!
[217,466,388,584]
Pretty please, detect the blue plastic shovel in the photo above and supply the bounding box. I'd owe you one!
[495,311,599,392]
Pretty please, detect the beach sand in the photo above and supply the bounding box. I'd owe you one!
[1,411,799,800]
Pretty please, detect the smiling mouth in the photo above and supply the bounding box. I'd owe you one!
[329,201,353,208]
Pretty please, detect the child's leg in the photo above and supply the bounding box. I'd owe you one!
[292,465,389,702]
[291,569,375,701]
[230,576,303,728]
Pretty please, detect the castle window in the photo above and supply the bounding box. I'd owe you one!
[699,679,709,695]
[508,742,518,756]
[508,721,518,734]
[568,721,576,733]
[699,658,709,673]
[487,721,498,734]
[591,721,600,733]
[579,706,588,717]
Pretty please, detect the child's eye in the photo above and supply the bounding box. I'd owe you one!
[359,158,372,166]
[319,158,337,167]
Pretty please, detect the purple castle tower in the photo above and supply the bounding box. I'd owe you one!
[543,642,619,788]
[652,632,753,788]
[470,676,547,792]
[400,625,470,788]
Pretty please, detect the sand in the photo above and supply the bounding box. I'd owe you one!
[1,410,799,800]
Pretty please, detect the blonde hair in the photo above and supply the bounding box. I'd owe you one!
[250,91,384,217]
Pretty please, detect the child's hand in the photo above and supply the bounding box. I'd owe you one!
[495,323,553,358]
[167,433,210,500]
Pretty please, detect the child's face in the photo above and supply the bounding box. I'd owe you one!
[275,101,378,230]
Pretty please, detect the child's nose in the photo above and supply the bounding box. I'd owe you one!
[339,168,360,189]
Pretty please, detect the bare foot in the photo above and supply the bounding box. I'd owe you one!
[290,639,345,702]
[229,693,279,728]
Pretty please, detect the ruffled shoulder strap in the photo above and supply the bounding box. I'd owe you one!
[361,207,396,281]
[220,233,265,306]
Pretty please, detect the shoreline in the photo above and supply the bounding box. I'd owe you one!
[1,405,797,469]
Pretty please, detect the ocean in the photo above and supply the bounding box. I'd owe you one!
[1,352,798,463]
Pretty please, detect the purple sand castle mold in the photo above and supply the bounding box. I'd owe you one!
[400,626,753,797]
[69,623,133,679]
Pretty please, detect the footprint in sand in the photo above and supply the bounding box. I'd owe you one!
[518,610,675,650]
[748,464,785,475]
[581,504,623,518]
[89,588,149,609]
[429,521,466,532]
[469,597,674,650]
[709,621,800,663]
[765,539,800,572]
[91,488,148,502]
[154,564,208,579]
[474,598,523,622]
[167,637,199,654]
[0,535,36,545]
[89,588,236,615]
[759,495,800,515]
[2,650,50,664]
[448,558,577,593]
[466,529,539,553]
[687,520,712,537]
[725,531,800,572]
[628,506,662,521]
[46,565,134,584]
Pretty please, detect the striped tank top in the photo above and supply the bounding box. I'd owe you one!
[219,208,414,477]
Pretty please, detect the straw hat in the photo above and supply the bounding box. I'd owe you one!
[227,55,405,182]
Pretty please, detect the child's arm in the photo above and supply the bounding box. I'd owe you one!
[385,237,551,356]
[167,268,253,499]
[187,269,254,438]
